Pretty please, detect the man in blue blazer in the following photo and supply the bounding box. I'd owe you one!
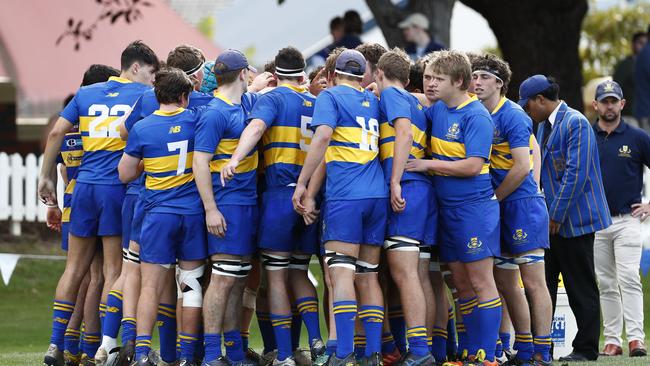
[519,75,612,362]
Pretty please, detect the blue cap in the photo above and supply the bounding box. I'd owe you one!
[595,80,623,101]
[518,74,552,107]
[335,49,366,77]
[214,49,257,75]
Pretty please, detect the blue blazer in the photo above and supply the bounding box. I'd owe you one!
[536,102,611,238]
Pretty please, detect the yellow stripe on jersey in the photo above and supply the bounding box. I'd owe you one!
[146,173,194,190]
[80,116,126,152]
[490,137,534,170]
[61,150,83,168]
[209,154,258,174]
[143,152,194,174]
[64,179,77,195]
[326,146,377,164]
[264,147,305,167]
[264,126,306,145]
[62,207,71,223]
[491,97,507,115]
[379,122,427,161]
[215,139,239,155]
[332,126,365,144]
[429,137,467,158]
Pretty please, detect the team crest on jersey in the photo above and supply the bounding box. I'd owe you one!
[446,123,460,140]
[106,92,120,97]
[169,126,182,134]
[618,145,632,158]
[512,229,528,243]
[492,128,504,144]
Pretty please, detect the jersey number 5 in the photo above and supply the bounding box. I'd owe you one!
[167,140,189,175]
[356,116,379,152]
[88,104,132,138]
[299,115,314,152]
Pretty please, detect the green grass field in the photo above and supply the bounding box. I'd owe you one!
[1,245,650,365]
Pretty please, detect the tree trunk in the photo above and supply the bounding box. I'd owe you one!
[460,0,588,111]
[366,0,455,49]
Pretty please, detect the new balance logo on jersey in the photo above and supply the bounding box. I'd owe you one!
[107,92,120,97]
[361,101,370,107]
[303,100,313,107]
[169,126,182,134]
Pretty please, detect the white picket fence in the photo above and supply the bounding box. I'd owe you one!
[0,152,64,236]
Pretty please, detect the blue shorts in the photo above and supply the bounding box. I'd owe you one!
[70,182,125,237]
[139,212,208,264]
[207,205,258,256]
[61,222,70,251]
[439,199,500,263]
[500,197,549,255]
[121,194,138,248]
[322,198,389,246]
[130,198,145,245]
[387,180,437,246]
[258,188,319,254]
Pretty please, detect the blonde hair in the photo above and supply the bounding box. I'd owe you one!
[426,50,472,90]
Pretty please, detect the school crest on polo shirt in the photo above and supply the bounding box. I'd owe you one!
[446,122,461,140]
[618,145,632,158]
[492,128,504,144]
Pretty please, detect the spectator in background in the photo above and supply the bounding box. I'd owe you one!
[398,13,444,61]
[519,75,611,362]
[312,17,345,67]
[635,25,650,130]
[613,31,647,124]
[592,80,648,358]
[336,10,363,49]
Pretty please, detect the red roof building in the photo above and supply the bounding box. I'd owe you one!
[0,0,220,124]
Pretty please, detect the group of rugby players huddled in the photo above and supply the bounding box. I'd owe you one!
[39,40,555,366]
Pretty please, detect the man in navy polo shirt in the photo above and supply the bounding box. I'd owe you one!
[593,80,650,358]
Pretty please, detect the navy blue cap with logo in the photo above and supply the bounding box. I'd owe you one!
[518,74,552,108]
[335,49,366,77]
[214,49,257,75]
[595,80,623,101]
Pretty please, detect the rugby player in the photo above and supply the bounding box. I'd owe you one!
[375,48,434,366]
[471,54,552,366]
[406,50,501,366]
[39,41,159,366]
[193,49,259,366]
[118,67,208,366]
[293,49,388,366]
[221,46,327,366]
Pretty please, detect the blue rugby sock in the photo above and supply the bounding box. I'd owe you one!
[358,305,384,356]
[50,300,75,349]
[333,301,357,358]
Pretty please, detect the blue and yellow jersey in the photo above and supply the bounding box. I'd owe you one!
[427,97,495,207]
[194,92,259,205]
[57,132,83,223]
[125,89,215,196]
[489,97,541,201]
[378,86,430,184]
[124,108,203,214]
[248,84,316,189]
[60,76,148,185]
[311,84,388,200]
